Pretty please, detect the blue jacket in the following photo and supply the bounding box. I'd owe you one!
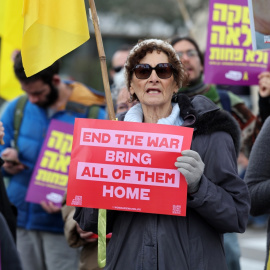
[0,85,106,233]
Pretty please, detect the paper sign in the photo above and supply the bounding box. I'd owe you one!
[204,0,270,86]
[25,119,74,207]
[248,0,270,51]
[66,119,194,216]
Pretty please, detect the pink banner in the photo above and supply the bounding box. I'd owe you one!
[204,0,270,86]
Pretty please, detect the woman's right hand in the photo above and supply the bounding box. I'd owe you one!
[76,223,98,243]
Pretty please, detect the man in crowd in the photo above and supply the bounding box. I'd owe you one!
[109,44,131,112]
[171,36,260,160]
[109,44,131,84]
[0,52,106,270]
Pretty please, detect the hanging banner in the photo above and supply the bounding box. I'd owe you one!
[25,119,74,207]
[204,0,270,86]
[67,119,194,216]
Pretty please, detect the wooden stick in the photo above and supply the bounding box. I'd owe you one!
[0,139,4,145]
[88,0,116,121]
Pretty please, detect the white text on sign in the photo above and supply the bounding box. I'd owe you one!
[80,128,183,152]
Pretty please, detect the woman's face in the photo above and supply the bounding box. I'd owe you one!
[130,51,178,109]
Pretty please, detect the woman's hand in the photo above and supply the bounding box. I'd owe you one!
[76,223,98,243]
[175,150,205,193]
[40,201,61,214]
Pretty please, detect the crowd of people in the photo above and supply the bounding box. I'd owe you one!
[1,33,270,270]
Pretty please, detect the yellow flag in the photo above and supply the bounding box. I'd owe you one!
[0,0,24,101]
[21,0,90,77]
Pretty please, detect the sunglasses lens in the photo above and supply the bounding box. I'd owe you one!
[133,63,173,79]
[156,64,173,79]
[134,65,151,79]
[113,66,123,73]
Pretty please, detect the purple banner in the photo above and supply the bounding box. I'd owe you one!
[26,119,74,207]
[204,0,270,86]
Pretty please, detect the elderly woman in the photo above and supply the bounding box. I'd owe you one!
[74,39,250,270]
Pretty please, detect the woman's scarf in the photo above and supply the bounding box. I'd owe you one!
[124,102,183,126]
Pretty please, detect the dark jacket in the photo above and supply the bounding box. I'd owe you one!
[259,95,270,124]
[0,212,22,270]
[244,116,270,270]
[0,157,17,241]
[74,95,250,270]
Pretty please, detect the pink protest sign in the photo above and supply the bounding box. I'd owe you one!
[67,119,194,216]
[204,0,270,86]
[25,119,74,207]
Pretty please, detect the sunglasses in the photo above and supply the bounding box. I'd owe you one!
[133,63,174,80]
[113,66,123,73]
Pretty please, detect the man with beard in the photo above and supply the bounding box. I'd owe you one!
[0,52,106,270]
[171,36,261,162]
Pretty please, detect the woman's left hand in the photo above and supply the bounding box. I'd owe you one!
[175,150,205,193]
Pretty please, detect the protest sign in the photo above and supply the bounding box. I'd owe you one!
[248,0,270,51]
[67,119,193,216]
[204,0,270,86]
[25,119,74,207]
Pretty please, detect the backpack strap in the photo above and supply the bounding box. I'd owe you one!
[87,104,103,119]
[217,89,231,113]
[13,95,28,150]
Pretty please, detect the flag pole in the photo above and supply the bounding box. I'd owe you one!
[88,0,116,121]
[88,1,113,268]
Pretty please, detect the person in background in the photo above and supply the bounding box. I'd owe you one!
[112,68,138,116]
[244,71,270,237]
[109,45,132,111]
[0,121,17,242]
[0,121,23,270]
[0,212,23,270]
[244,117,270,269]
[74,38,250,270]
[62,195,102,270]
[170,36,259,270]
[258,71,270,124]
[0,52,106,270]
[109,44,132,85]
[216,84,252,110]
[116,87,138,116]
[170,36,261,160]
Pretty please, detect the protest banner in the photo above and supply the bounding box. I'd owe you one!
[248,0,270,51]
[25,119,74,207]
[204,0,270,86]
[67,119,193,216]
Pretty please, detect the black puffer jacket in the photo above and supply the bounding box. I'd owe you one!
[74,95,250,270]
